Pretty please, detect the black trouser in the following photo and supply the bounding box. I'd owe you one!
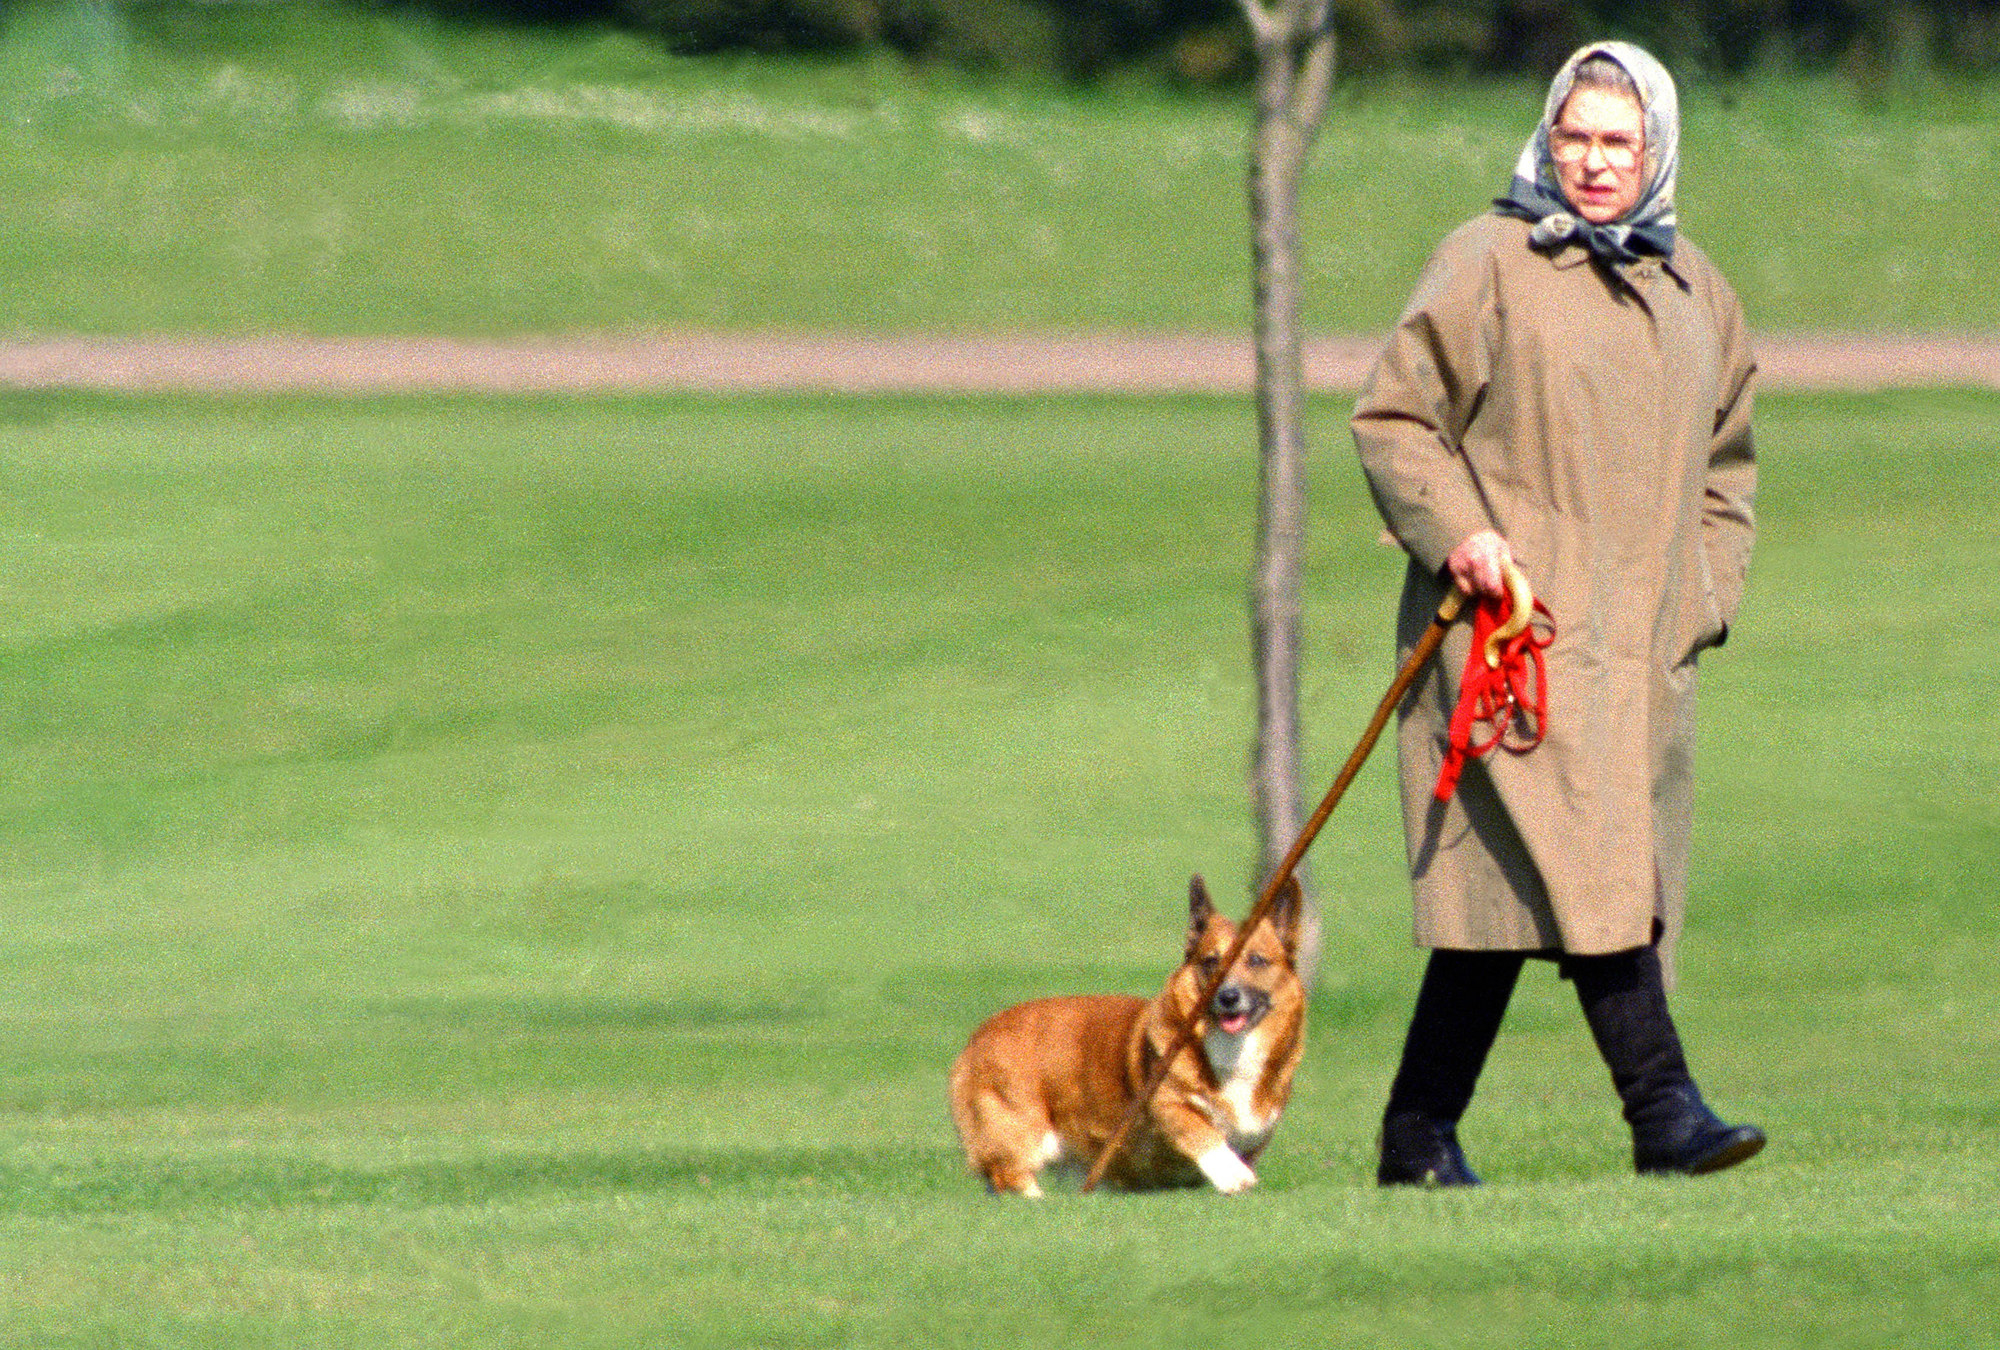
[1384,944,1691,1128]
[1383,949,1527,1126]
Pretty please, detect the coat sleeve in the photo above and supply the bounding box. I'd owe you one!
[1351,224,1501,577]
[1702,273,1758,630]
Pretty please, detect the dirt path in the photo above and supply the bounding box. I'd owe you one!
[2,332,1997,395]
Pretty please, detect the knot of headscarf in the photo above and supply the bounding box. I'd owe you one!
[1493,41,1680,267]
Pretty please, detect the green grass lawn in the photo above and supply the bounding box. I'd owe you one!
[3,1,2000,337]
[0,387,1994,1345]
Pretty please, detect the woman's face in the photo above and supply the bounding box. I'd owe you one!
[1550,85,1646,225]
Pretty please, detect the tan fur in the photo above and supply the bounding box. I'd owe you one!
[948,876,1306,1195]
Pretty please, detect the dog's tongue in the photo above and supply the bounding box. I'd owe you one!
[1219,1012,1250,1035]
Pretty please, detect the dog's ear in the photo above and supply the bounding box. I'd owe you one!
[1266,875,1304,957]
[1185,875,1215,959]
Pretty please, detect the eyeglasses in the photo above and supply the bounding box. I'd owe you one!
[1549,128,1641,169]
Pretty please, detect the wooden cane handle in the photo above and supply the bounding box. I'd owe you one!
[1482,561,1534,668]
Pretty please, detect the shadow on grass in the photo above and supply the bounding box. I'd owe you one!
[367,991,832,1032]
[0,1142,961,1217]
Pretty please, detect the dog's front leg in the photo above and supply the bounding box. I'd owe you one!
[1154,1095,1257,1194]
[1195,1141,1258,1194]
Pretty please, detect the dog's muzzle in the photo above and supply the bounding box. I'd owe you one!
[1211,983,1271,1037]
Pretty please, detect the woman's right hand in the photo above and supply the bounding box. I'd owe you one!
[1447,530,1513,600]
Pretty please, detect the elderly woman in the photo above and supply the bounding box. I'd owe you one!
[1352,42,1764,1184]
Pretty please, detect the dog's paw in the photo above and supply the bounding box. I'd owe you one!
[1196,1144,1258,1195]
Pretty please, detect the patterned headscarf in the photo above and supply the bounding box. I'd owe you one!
[1494,41,1680,265]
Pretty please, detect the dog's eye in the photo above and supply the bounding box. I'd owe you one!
[1246,953,1269,969]
[1199,955,1220,972]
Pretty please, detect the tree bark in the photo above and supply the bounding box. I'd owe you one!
[1239,0,1335,987]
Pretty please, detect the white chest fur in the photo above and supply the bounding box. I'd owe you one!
[1201,1026,1279,1153]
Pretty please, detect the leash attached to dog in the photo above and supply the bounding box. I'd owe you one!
[1081,561,1541,1193]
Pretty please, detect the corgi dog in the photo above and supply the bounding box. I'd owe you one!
[948,875,1306,1196]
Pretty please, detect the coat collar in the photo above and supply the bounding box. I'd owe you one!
[1544,237,1692,290]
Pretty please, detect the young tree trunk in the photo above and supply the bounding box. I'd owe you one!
[1239,0,1335,987]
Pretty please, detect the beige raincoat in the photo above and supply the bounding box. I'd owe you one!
[1353,210,1756,965]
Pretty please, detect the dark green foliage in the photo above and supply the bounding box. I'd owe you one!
[607,0,888,54]
[603,0,1239,78]
[343,0,2000,78]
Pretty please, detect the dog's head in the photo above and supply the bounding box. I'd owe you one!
[1177,874,1303,1039]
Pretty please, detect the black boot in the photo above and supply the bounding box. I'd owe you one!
[1570,946,1766,1176]
[1378,950,1524,1187]
[1379,1111,1481,1187]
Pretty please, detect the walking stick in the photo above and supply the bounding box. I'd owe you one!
[1081,569,1525,1193]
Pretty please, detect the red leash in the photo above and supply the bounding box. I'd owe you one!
[1434,588,1554,802]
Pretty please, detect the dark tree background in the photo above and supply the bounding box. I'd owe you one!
[379,0,2000,80]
